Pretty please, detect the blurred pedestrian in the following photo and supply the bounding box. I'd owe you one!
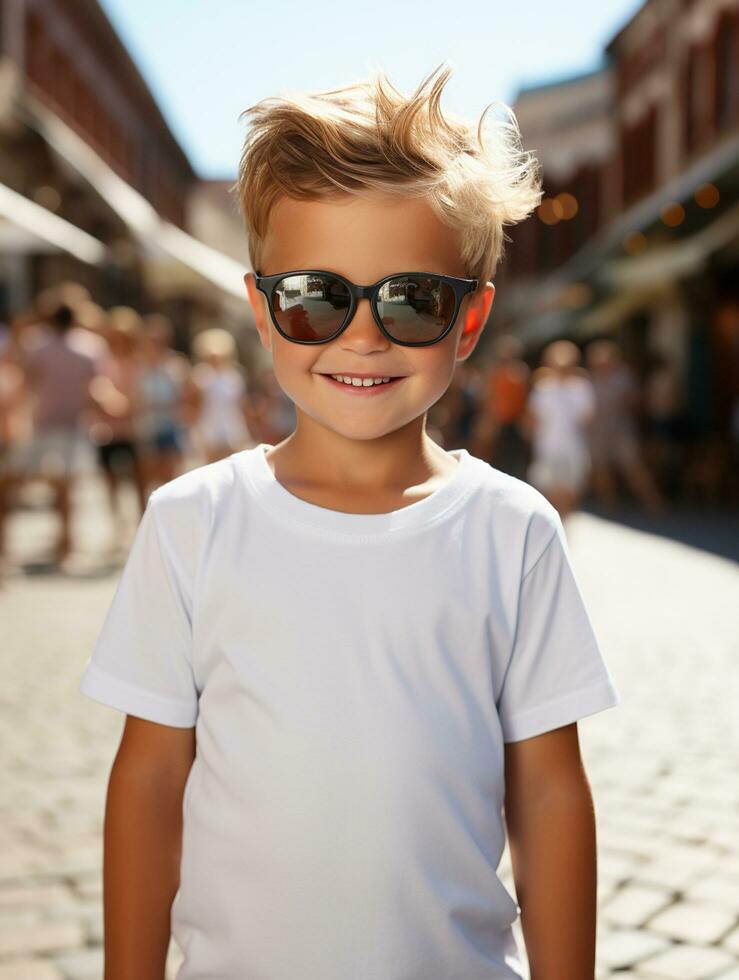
[135,314,190,492]
[471,334,530,478]
[88,306,148,537]
[430,361,482,449]
[585,339,663,515]
[643,352,687,500]
[188,327,255,463]
[0,301,97,565]
[0,326,25,453]
[522,339,595,520]
[67,298,110,363]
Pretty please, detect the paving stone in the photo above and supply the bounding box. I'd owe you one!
[647,900,737,944]
[32,850,100,880]
[636,942,738,978]
[714,966,739,980]
[598,848,646,881]
[712,826,739,853]
[0,922,84,958]
[689,875,739,909]
[601,883,674,928]
[0,887,75,913]
[633,854,723,892]
[0,961,64,979]
[596,927,670,970]
[724,926,739,957]
[0,848,49,883]
[603,828,662,863]
[49,947,103,980]
[67,876,100,902]
[0,914,40,933]
[57,903,102,946]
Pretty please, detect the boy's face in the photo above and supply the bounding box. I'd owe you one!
[244,192,494,443]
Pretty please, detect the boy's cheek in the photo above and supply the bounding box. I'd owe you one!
[270,344,319,386]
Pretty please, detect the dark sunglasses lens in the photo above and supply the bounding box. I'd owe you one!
[271,274,349,341]
[377,276,456,344]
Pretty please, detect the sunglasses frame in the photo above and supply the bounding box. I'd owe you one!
[253,268,480,347]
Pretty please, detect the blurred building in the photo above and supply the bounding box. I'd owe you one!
[496,0,739,448]
[0,0,253,353]
[496,65,616,344]
[188,179,269,375]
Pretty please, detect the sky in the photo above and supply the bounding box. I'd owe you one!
[99,0,644,180]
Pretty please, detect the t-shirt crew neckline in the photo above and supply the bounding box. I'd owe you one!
[241,442,479,540]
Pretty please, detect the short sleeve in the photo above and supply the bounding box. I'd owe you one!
[78,492,199,727]
[497,515,620,743]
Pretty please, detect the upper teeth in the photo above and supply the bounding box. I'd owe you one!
[330,375,392,386]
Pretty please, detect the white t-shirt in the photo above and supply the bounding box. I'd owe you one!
[528,375,596,462]
[79,443,620,980]
[193,362,251,449]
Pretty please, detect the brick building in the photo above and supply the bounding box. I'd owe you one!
[496,0,739,454]
[0,0,251,352]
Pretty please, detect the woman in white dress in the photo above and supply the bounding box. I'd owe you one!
[522,339,596,519]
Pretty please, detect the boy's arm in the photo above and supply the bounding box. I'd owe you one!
[103,715,196,980]
[503,723,598,980]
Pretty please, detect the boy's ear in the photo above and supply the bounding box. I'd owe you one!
[244,272,272,352]
[244,271,257,308]
[458,282,495,359]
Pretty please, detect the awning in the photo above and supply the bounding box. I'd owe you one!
[17,92,247,299]
[602,130,739,250]
[575,287,655,336]
[500,130,739,322]
[143,221,248,300]
[514,309,571,345]
[0,181,106,264]
[599,198,739,290]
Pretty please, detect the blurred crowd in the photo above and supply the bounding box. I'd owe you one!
[430,333,739,520]
[1,282,736,571]
[0,282,295,568]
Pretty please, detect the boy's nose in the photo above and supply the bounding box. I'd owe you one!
[337,298,391,351]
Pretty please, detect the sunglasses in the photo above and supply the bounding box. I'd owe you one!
[253,269,480,347]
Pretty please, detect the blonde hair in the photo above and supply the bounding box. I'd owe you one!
[542,339,581,370]
[233,62,543,286]
[105,306,143,339]
[192,327,237,362]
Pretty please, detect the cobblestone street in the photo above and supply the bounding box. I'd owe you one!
[1,470,738,979]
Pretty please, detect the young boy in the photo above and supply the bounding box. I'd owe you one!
[79,63,621,980]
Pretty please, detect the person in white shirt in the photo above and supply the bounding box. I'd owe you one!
[188,327,255,463]
[1,302,97,565]
[79,65,620,980]
[523,339,596,519]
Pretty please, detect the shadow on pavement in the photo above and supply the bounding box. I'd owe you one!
[581,498,739,564]
[18,558,126,578]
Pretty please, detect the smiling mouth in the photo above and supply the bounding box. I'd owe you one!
[320,373,403,382]
[318,373,406,392]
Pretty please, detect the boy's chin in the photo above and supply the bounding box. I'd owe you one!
[296,408,414,443]
[319,420,406,442]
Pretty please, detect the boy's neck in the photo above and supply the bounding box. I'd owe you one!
[262,420,459,512]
